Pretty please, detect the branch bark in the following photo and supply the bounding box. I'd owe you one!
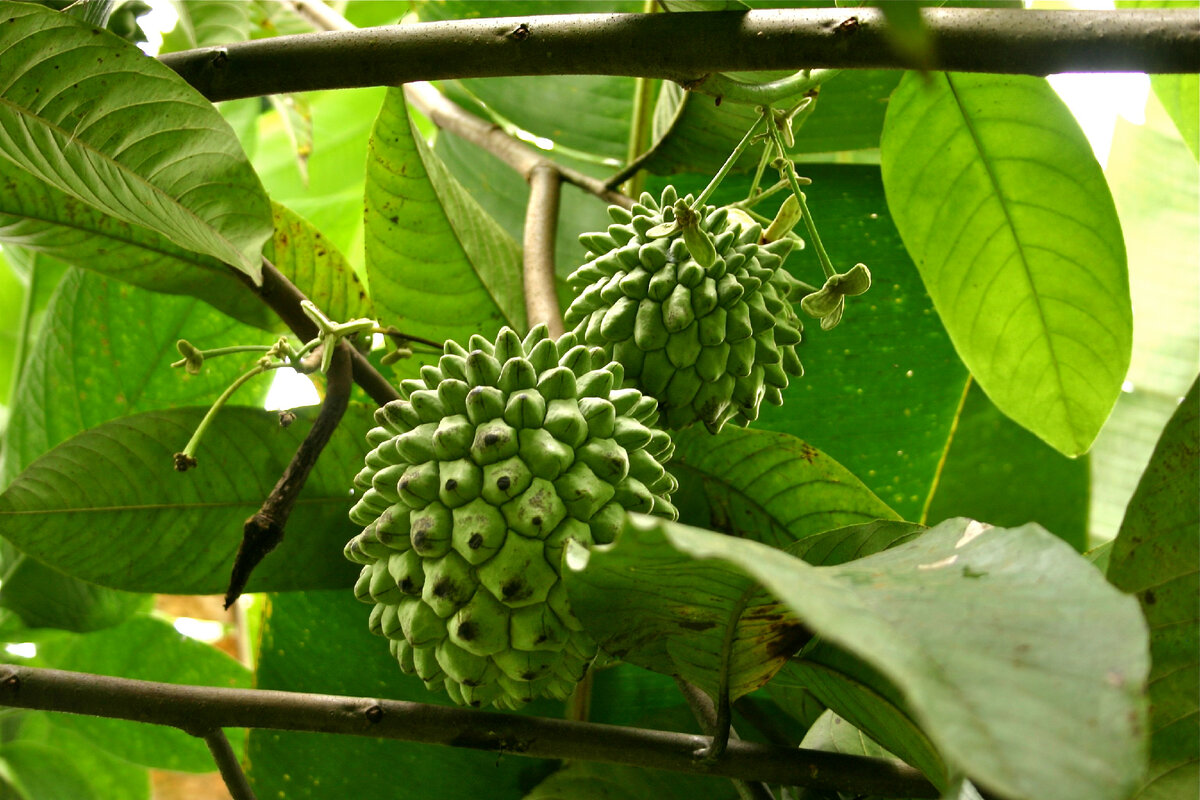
[161,8,1199,103]
[523,164,565,337]
[0,664,938,799]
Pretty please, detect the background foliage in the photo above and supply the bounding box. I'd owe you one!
[0,1,1195,799]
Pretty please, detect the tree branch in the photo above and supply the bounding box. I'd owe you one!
[160,8,1199,103]
[233,259,401,407]
[226,342,353,608]
[204,729,257,800]
[0,665,939,799]
[523,164,565,337]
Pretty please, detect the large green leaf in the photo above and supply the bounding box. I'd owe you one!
[1088,106,1200,541]
[256,87,385,266]
[0,2,272,278]
[881,72,1131,456]
[266,201,372,325]
[0,741,107,800]
[6,721,150,800]
[0,156,274,329]
[0,555,150,633]
[34,615,250,772]
[365,87,525,344]
[670,426,900,548]
[645,166,968,523]
[247,590,556,800]
[0,405,371,593]
[522,760,735,800]
[159,0,253,52]
[1108,378,1199,799]
[924,379,1089,550]
[590,515,1148,800]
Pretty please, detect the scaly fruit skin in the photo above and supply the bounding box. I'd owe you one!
[345,324,678,710]
[564,187,807,432]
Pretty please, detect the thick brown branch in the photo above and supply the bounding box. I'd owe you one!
[161,8,1199,104]
[225,343,353,608]
[0,665,939,798]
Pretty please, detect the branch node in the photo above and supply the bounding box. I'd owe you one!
[365,704,384,724]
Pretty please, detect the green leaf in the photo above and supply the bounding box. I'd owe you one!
[611,515,1148,800]
[1108,377,1199,799]
[0,555,150,633]
[799,708,903,763]
[159,0,253,52]
[1089,106,1200,541]
[0,2,272,278]
[247,590,556,799]
[777,653,947,785]
[522,760,735,800]
[670,426,900,549]
[0,156,274,329]
[266,201,372,324]
[0,268,274,487]
[0,405,372,593]
[881,72,1132,456]
[256,88,385,264]
[1151,75,1200,161]
[8,718,150,800]
[786,519,926,566]
[0,741,106,800]
[35,615,250,772]
[925,379,1089,550]
[647,165,969,523]
[365,87,525,344]
[566,517,817,702]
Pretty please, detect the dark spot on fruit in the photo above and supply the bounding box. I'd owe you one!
[445,478,458,491]
[457,621,478,641]
[485,432,499,445]
[400,578,416,593]
[521,671,537,680]
[469,699,482,708]
[400,478,410,491]
[497,476,511,491]
[468,533,484,549]
[432,578,453,598]
[531,516,543,527]
[1143,589,1156,605]
[535,634,547,644]
[411,531,427,550]
[501,579,530,601]
[462,678,482,687]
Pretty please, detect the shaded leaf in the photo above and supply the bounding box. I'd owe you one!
[523,760,734,800]
[0,741,105,800]
[0,2,272,277]
[881,72,1131,456]
[365,87,525,344]
[247,590,556,799]
[35,615,250,772]
[786,519,925,566]
[610,515,1148,800]
[266,201,371,324]
[0,156,274,329]
[1108,377,1199,799]
[925,378,1089,551]
[0,556,150,633]
[670,426,900,549]
[12,715,150,800]
[0,405,372,594]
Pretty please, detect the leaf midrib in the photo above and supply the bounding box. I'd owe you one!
[942,74,1077,444]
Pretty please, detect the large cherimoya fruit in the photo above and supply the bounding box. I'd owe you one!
[563,186,807,432]
[344,324,679,710]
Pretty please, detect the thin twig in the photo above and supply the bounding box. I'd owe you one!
[225,342,353,608]
[160,8,1200,104]
[232,259,401,407]
[675,678,776,800]
[203,729,257,800]
[0,665,940,798]
[523,164,565,337]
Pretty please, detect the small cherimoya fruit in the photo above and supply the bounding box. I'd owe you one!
[344,324,678,710]
[563,186,807,432]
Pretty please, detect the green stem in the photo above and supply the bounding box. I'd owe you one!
[178,363,283,461]
[199,345,275,359]
[696,69,840,106]
[732,178,789,211]
[693,110,769,209]
[765,110,836,280]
